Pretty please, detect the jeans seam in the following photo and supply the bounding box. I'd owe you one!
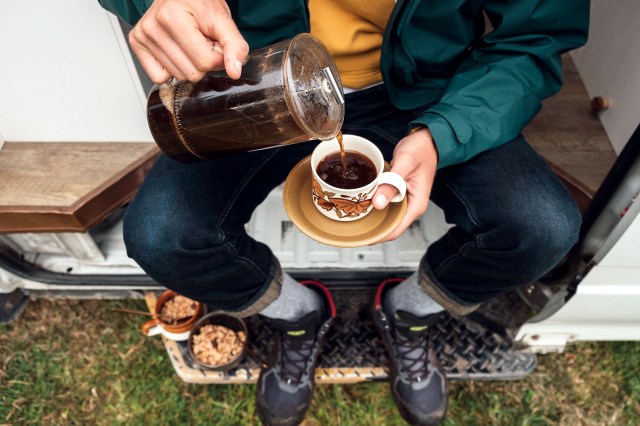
[217,148,281,229]
[222,241,269,282]
[436,175,485,230]
[433,241,475,277]
[475,233,485,251]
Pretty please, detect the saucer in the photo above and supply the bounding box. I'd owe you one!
[283,156,407,248]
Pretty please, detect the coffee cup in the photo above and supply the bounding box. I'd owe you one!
[311,134,406,221]
[141,290,204,341]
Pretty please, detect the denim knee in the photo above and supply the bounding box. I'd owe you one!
[122,207,224,285]
[477,194,581,285]
[122,203,277,311]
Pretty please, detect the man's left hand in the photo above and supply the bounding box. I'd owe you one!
[372,127,438,243]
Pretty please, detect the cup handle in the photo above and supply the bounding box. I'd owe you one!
[378,172,406,202]
[141,317,161,336]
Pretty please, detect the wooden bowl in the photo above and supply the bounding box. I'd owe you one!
[188,312,248,371]
[141,290,204,337]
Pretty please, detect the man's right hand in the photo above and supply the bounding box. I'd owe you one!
[129,0,249,83]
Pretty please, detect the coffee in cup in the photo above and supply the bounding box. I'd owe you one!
[316,150,377,189]
[311,134,406,221]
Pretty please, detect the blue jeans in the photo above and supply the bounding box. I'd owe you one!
[123,85,581,316]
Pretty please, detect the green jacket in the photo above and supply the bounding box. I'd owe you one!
[100,0,589,168]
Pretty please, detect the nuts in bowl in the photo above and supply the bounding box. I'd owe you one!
[188,313,248,371]
[141,290,203,340]
[160,295,199,325]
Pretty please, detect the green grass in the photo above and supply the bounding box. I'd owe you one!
[1,299,639,425]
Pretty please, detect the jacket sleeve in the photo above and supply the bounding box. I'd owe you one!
[98,0,154,25]
[410,0,590,168]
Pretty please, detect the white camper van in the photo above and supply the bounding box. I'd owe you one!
[0,0,639,383]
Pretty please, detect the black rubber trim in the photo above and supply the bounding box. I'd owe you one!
[0,245,161,288]
[580,122,640,239]
[0,242,409,290]
[290,269,412,289]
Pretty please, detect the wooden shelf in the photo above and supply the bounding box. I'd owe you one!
[0,142,159,233]
[524,55,616,195]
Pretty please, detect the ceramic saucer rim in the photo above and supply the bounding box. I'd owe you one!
[283,155,407,248]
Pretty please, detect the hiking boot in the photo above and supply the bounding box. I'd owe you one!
[372,278,448,426]
[256,280,336,426]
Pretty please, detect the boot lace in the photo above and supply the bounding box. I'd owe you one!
[279,334,315,384]
[394,330,429,382]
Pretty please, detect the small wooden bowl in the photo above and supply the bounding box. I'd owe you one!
[141,290,203,337]
[188,312,248,371]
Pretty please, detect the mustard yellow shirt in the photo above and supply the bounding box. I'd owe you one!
[309,0,395,89]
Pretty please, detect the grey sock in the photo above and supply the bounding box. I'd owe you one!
[260,273,322,322]
[384,271,444,318]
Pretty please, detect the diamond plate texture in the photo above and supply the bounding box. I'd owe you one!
[161,288,536,383]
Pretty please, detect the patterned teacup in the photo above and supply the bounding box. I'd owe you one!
[311,134,406,221]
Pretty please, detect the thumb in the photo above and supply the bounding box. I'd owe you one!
[373,184,400,210]
[211,17,249,80]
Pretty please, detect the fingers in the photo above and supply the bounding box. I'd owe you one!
[372,130,438,244]
[131,43,172,84]
[130,27,188,81]
[162,22,221,81]
[129,0,249,83]
[373,183,399,210]
[372,145,418,211]
[373,168,429,244]
[204,16,249,80]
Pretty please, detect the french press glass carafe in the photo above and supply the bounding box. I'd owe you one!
[146,33,345,163]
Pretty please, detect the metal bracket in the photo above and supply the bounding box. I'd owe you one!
[322,67,345,105]
[520,333,574,353]
[0,289,29,324]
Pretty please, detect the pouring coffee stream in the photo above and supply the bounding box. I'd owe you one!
[337,131,347,174]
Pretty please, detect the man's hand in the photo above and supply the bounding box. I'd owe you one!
[373,128,438,243]
[129,0,249,83]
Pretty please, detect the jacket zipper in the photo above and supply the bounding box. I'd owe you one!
[381,0,411,82]
[301,0,311,32]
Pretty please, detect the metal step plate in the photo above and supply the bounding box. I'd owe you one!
[147,289,536,384]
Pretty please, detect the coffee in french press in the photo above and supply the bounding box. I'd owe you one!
[146,33,345,163]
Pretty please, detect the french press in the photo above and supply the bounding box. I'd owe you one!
[146,33,345,163]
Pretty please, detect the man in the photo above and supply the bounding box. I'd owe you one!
[98,0,589,424]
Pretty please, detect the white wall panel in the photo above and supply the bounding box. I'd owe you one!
[0,1,152,142]
[571,0,640,154]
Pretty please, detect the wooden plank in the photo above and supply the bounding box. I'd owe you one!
[547,160,596,214]
[524,56,617,193]
[0,142,157,207]
[0,142,159,233]
[542,151,617,193]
